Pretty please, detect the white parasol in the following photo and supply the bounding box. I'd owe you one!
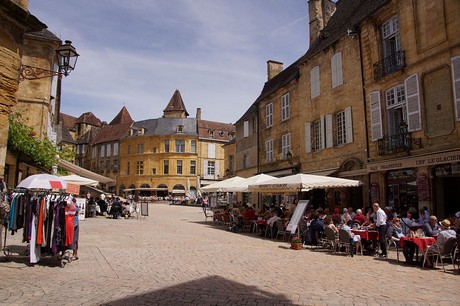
[17,174,67,190]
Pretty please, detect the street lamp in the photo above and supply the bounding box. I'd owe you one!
[19,40,79,125]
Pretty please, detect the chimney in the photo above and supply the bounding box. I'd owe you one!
[267,60,283,81]
[308,0,336,46]
[196,108,201,120]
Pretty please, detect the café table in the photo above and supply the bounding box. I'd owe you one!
[351,229,379,241]
[399,236,436,262]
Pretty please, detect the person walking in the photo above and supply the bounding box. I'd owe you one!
[373,202,388,258]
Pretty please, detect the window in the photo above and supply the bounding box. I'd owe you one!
[244,121,249,137]
[113,160,119,172]
[105,160,110,171]
[310,66,320,98]
[127,162,130,175]
[190,160,196,175]
[176,125,184,133]
[175,140,185,153]
[152,147,157,153]
[151,168,156,174]
[92,147,97,158]
[164,140,170,153]
[386,85,405,108]
[136,161,144,175]
[266,139,274,162]
[243,154,249,168]
[229,155,234,172]
[281,133,290,159]
[382,16,401,58]
[281,93,290,121]
[208,130,214,138]
[100,145,105,158]
[190,140,196,153]
[137,143,144,154]
[386,85,406,137]
[164,160,169,174]
[313,118,324,151]
[207,161,215,175]
[266,102,273,128]
[113,143,119,156]
[99,161,104,172]
[331,52,343,88]
[106,144,111,157]
[137,128,144,135]
[176,160,182,174]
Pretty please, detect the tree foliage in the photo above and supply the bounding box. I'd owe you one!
[7,113,74,171]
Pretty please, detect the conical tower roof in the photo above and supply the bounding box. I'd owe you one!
[163,89,189,118]
[109,106,133,125]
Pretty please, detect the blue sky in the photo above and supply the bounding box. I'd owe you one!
[29,0,309,124]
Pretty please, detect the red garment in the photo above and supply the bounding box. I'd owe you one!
[353,214,366,224]
[65,201,76,246]
[243,209,256,220]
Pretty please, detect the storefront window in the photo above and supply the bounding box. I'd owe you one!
[386,169,417,213]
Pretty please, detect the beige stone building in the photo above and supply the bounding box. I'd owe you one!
[117,90,235,198]
[360,0,460,217]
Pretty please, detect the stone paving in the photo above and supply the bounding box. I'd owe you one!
[0,202,458,306]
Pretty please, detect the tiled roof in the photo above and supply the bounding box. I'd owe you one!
[197,119,235,141]
[109,106,133,125]
[25,29,60,42]
[129,118,198,137]
[60,126,76,144]
[163,89,189,116]
[76,112,102,127]
[93,122,133,144]
[60,113,77,130]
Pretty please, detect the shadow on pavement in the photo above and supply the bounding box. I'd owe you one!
[100,275,294,306]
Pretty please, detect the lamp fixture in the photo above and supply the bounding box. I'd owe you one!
[20,40,79,80]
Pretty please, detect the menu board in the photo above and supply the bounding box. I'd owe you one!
[286,200,309,234]
[416,174,430,201]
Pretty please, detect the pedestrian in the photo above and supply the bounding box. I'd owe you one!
[72,197,80,260]
[373,202,388,258]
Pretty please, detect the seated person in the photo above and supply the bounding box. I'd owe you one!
[266,211,282,238]
[324,216,339,234]
[242,204,256,220]
[423,215,441,237]
[424,219,456,267]
[309,212,324,245]
[339,221,361,256]
[387,218,416,264]
[353,209,366,225]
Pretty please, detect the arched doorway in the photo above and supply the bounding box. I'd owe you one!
[172,184,186,196]
[157,184,168,198]
[139,183,151,197]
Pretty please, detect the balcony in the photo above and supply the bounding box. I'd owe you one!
[377,131,421,156]
[373,50,405,80]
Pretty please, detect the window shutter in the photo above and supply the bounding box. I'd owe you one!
[305,122,311,153]
[345,106,353,143]
[325,114,333,148]
[215,161,219,179]
[404,74,422,132]
[370,91,383,141]
[208,144,216,158]
[320,116,325,149]
[243,121,249,137]
[336,52,343,87]
[310,66,320,98]
[451,56,460,121]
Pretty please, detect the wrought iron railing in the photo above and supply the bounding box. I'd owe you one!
[378,131,421,156]
[373,50,405,80]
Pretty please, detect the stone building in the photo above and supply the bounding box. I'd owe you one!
[360,0,460,217]
[117,90,235,198]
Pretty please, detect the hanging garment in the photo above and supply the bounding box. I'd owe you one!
[64,200,76,247]
[29,213,41,264]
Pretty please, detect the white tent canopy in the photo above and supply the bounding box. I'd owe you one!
[222,173,276,192]
[200,176,246,192]
[248,173,362,193]
[61,174,99,187]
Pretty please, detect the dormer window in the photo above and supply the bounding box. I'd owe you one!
[218,131,225,137]
[229,132,235,139]
[176,125,184,133]
[129,129,134,136]
[138,128,144,135]
[208,129,214,138]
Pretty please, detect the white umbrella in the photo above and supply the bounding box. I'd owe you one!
[224,173,276,192]
[200,176,246,192]
[17,174,67,190]
[61,174,99,187]
[248,173,362,193]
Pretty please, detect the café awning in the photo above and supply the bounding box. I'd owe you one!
[58,159,116,185]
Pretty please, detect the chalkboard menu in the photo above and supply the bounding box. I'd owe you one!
[416,174,430,201]
[286,200,309,234]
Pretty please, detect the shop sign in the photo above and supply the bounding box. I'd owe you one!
[416,174,430,201]
[370,183,380,204]
[367,150,460,172]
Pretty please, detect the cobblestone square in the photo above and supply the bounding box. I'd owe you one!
[1,202,458,305]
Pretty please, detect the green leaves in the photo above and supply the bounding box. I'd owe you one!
[8,113,74,171]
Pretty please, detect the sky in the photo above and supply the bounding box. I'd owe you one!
[28,0,310,124]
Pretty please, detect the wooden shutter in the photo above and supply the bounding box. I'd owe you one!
[452,56,460,121]
[305,122,311,153]
[243,121,249,137]
[310,66,320,98]
[320,116,325,149]
[325,114,333,148]
[404,74,422,132]
[345,106,353,143]
[370,91,383,141]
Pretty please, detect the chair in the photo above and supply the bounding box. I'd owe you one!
[423,237,457,272]
[275,220,289,240]
[242,217,252,232]
[387,239,400,263]
[338,229,363,256]
[324,227,338,252]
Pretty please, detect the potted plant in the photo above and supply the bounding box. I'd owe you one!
[291,236,302,250]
